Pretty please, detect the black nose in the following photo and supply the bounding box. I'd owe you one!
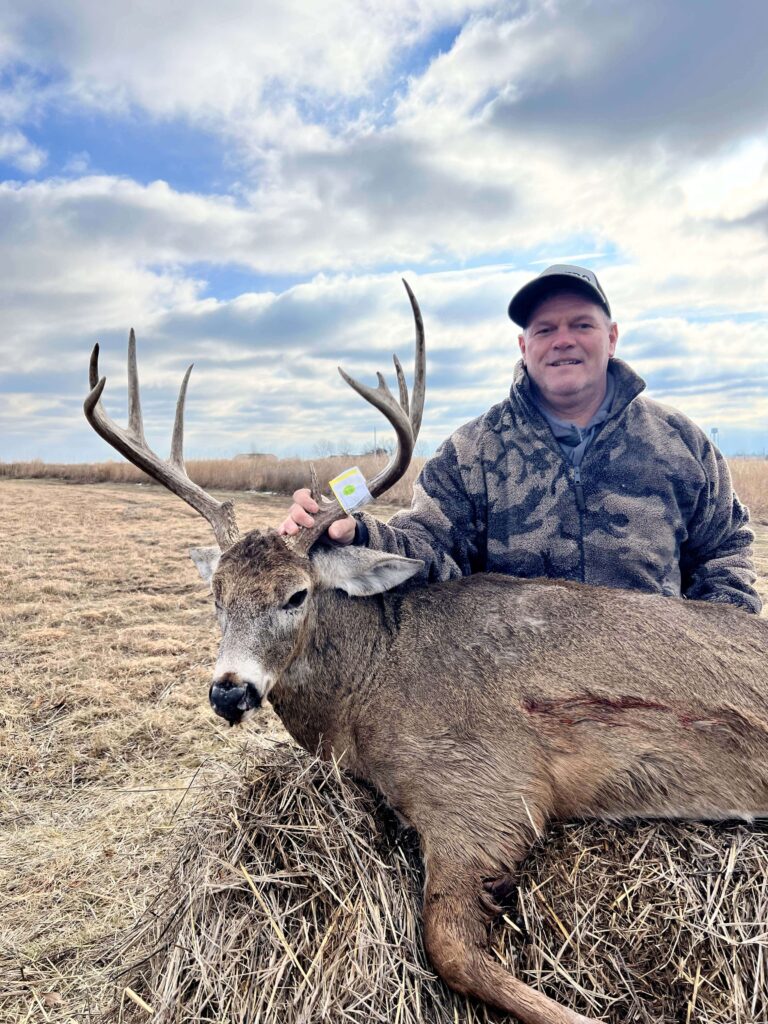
[209,675,262,726]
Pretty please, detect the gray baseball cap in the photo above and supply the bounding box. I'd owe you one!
[508,264,611,327]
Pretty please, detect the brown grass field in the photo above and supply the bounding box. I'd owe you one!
[1,454,766,522]
[1,478,767,1023]
[0,453,426,513]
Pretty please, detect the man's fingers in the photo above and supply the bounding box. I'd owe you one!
[279,488,353,541]
[292,487,319,513]
[290,504,315,529]
[327,517,356,544]
[278,504,315,536]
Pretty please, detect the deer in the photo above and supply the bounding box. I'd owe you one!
[84,282,768,1024]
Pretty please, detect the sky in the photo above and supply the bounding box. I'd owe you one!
[1,0,767,465]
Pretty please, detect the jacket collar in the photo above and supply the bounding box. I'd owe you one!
[510,357,646,424]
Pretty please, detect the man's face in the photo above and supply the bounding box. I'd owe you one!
[517,292,618,416]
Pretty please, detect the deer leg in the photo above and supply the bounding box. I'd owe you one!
[422,851,600,1024]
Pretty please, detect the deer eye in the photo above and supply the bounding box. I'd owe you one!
[283,589,308,610]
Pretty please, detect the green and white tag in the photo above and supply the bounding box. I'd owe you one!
[328,466,373,513]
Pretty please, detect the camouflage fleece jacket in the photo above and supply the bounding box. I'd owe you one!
[356,358,761,614]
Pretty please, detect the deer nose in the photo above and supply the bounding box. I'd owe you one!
[209,674,262,726]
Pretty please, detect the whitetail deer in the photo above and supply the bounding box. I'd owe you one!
[85,282,768,1024]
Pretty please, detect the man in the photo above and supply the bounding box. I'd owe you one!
[280,264,761,613]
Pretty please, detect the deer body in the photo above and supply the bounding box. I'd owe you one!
[205,530,768,1024]
[220,541,768,834]
[271,573,768,830]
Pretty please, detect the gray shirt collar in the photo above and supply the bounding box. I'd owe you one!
[528,368,617,466]
[533,369,616,440]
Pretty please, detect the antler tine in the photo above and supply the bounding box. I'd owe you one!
[346,278,425,499]
[393,354,409,417]
[126,329,147,446]
[402,278,425,441]
[337,365,414,500]
[170,364,193,472]
[309,466,323,505]
[84,333,240,551]
[288,279,425,558]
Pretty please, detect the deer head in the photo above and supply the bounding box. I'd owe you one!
[84,281,426,724]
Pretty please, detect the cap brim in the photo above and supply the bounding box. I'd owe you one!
[508,276,610,327]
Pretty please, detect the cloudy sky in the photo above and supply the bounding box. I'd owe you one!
[1,0,767,463]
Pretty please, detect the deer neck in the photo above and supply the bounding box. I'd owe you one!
[268,589,393,758]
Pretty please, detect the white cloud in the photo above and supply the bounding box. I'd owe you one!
[1,2,493,135]
[4,261,765,463]
[0,1,766,461]
[62,150,90,174]
[0,128,46,172]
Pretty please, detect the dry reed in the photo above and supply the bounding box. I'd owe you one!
[3,454,765,521]
[730,458,768,522]
[22,747,768,1024]
[0,455,425,510]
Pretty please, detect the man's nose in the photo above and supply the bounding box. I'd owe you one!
[550,325,574,345]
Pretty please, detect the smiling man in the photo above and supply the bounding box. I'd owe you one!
[515,282,617,427]
[281,265,761,614]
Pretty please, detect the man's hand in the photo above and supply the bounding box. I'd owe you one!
[278,488,357,545]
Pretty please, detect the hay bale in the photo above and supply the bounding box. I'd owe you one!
[100,745,768,1023]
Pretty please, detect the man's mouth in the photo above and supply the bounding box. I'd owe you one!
[548,359,581,367]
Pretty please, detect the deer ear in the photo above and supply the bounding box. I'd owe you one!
[190,546,221,586]
[311,546,423,596]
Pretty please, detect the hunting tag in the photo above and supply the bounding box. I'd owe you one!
[329,466,373,513]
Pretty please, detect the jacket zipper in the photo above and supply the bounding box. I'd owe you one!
[573,465,586,512]
[572,464,587,583]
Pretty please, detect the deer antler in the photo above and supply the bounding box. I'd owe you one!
[289,279,425,555]
[84,331,240,550]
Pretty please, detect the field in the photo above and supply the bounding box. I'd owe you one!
[0,454,426,512]
[1,455,766,522]
[1,478,767,1023]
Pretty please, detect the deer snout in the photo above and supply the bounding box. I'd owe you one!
[209,673,262,726]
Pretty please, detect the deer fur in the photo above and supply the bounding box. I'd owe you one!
[193,529,768,1024]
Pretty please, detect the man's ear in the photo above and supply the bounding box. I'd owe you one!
[608,321,619,356]
[311,546,423,597]
[190,546,221,586]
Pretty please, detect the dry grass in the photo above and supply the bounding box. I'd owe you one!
[730,458,768,523]
[0,454,426,510]
[2,453,764,522]
[1,479,767,1024]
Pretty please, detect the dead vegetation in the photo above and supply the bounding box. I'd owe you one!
[730,459,768,522]
[0,454,426,511]
[1,479,767,1023]
[2,454,765,520]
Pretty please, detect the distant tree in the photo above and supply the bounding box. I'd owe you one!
[362,437,394,458]
[313,438,340,458]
